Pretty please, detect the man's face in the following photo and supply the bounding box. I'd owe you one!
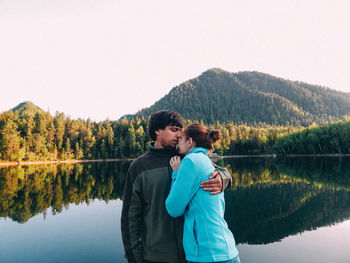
[155,125,182,148]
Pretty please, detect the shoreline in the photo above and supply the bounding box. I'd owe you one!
[1,154,350,167]
[0,158,134,167]
[218,153,350,159]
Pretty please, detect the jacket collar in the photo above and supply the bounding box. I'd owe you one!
[188,147,209,155]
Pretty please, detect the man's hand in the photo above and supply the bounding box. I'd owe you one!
[200,170,222,195]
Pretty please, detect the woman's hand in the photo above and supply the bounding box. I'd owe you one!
[170,156,181,171]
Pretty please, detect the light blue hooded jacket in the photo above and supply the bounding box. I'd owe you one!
[165,147,239,262]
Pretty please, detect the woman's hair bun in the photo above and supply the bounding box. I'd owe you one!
[208,130,222,143]
[184,123,222,151]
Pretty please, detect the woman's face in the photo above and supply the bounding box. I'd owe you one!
[178,134,191,155]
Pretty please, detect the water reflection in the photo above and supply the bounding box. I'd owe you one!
[221,157,350,244]
[1,157,350,247]
[0,162,128,223]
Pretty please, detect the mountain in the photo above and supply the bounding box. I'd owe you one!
[11,101,46,116]
[129,69,350,126]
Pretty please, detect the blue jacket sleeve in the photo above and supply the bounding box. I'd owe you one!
[165,157,200,217]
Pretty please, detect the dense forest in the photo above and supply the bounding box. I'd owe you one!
[2,69,350,162]
[0,102,297,161]
[0,102,149,161]
[130,69,350,125]
[1,102,349,162]
[273,119,350,154]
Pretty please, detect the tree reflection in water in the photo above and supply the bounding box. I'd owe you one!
[0,162,128,223]
[222,157,350,244]
[1,157,350,246]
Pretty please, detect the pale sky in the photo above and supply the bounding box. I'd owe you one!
[1,0,349,121]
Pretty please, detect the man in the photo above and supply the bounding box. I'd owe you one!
[121,111,232,263]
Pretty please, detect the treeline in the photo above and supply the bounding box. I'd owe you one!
[203,121,297,155]
[0,109,149,161]
[1,102,350,161]
[0,106,298,161]
[273,119,350,154]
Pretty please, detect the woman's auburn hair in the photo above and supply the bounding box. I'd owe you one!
[183,123,222,151]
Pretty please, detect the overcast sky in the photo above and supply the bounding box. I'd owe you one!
[1,0,349,121]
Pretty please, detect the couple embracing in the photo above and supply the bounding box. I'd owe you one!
[121,111,240,263]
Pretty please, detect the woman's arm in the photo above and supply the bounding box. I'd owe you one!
[165,157,200,217]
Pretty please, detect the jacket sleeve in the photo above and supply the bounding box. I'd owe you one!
[121,164,144,263]
[212,162,232,191]
[165,158,200,217]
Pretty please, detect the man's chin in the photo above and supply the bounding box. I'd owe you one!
[164,145,178,152]
[169,145,178,150]
[169,142,178,148]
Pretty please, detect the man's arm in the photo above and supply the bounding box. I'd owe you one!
[121,164,144,263]
[214,163,232,190]
[200,163,232,194]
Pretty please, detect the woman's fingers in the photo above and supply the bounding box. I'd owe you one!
[170,156,181,171]
[171,156,179,163]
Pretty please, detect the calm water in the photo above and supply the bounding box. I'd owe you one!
[1,157,350,263]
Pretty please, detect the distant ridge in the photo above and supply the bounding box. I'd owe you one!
[11,101,46,116]
[128,69,350,126]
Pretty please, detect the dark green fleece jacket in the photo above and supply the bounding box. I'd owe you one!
[121,145,232,263]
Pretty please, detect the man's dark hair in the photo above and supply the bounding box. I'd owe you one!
[148,110,184,141]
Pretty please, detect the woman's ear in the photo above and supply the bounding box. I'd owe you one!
[188,137,193,147]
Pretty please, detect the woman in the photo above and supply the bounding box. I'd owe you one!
[165,123,240,263]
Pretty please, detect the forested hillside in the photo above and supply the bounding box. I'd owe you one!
[1,102,349,161]
[0,102,298,161]
[273,119,350,154]
[0,102,149,161]
[131,69,350,126]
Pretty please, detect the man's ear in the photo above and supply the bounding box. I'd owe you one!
[155,130,161,137]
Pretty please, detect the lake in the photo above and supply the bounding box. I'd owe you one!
[1,157,350,263]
